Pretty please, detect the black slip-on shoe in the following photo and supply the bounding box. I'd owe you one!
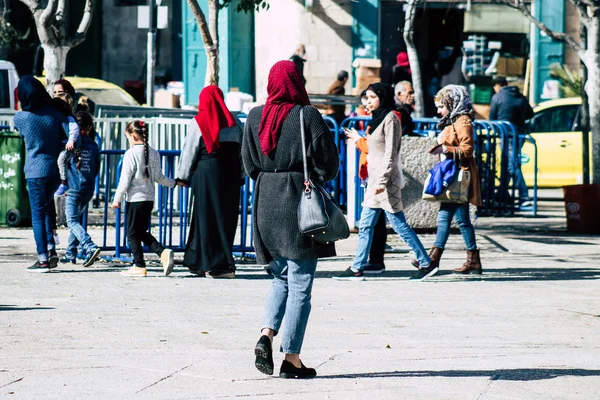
[254,335,274,376]
[279,360,317,379]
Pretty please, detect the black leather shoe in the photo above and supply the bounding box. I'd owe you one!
[279,360,317,379]
[254,336,274,375]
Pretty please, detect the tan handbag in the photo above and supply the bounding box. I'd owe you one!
[422,126,471,204]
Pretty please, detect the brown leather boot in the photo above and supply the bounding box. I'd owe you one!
[453,249,482,275]
[411,246,444,269]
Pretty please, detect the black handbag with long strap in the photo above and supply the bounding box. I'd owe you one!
[297,107,350,244]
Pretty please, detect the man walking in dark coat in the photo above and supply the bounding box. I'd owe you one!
[489,76,534,208]
[326,70,349,125]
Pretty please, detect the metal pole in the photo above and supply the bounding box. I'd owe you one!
[146,0,156,106]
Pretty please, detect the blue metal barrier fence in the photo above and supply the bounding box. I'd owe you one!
[87,149,254,261]
[339,116,538,225]
[81,114,536,259]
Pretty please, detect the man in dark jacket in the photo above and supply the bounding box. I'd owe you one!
[326,70,349,125]
[394,81,416,136]
[489,76,534,207]
[61,111,101,267]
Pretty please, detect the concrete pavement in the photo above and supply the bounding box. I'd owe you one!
[1,200,599,399]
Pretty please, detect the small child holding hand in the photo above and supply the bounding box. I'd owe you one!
[112,120,186,277]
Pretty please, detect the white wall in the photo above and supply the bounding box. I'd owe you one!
[254,0,353,101]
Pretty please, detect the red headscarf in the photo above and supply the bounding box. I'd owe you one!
[194,85,236,154]
[258,60,310,155]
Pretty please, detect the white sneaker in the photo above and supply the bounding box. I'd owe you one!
[160,249,174,276]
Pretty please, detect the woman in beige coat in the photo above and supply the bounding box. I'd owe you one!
[333,83,431,281]
[420,85,482,277]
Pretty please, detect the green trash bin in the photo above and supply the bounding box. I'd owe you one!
[0,130,30,227]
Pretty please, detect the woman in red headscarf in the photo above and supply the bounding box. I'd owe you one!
[176,85,243,278]
[242,61,339,379]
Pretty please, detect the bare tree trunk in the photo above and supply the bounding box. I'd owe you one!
[20,0,95,92]
[207,0,219,86]
[186,0,218,86]
[584,18,600,184]
[42,44,69,89]
[403,0,424,117]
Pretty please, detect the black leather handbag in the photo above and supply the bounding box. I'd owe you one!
[297,108,350,244]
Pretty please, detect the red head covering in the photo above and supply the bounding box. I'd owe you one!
[194,85,236,154]
[396,51,412,75]
[258,60,310,155]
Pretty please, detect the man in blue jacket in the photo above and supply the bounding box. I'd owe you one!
[60,111,101,267]
[489,76,534,208]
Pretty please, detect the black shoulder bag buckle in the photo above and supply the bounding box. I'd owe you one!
[297,107,350,244]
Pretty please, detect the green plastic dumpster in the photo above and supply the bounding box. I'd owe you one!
[0,130,30,226]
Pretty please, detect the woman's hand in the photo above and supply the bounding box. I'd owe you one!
[111,201,120,209]
[175,178,189,187]
[344,127,361,142]
[429,144,443,155]
[375,187,385,195]
[66,140,75,151]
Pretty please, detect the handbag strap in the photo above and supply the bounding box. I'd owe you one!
[299,107,311,192]
[451,124,463,165]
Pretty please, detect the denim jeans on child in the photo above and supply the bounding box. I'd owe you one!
[262,257,318,354]
[351,207,430,271]
[27,175,60,262]
[433,203,477,250]
[65,195,97,259]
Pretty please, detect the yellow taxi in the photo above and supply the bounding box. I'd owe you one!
[37,76,139,107]
[521,97,591,187]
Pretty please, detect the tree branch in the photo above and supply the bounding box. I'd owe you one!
[66,0,95,47]
[494,0,586,62]
[56,0,65,18]
[40,0,59,27]
[186,0,215,47]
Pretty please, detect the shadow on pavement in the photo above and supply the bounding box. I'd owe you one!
[319,368,600,381]
[0,305,54,311]
[33,266,600,282]
[235,268,600,281]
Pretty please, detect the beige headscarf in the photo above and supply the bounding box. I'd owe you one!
[435,85,474,128]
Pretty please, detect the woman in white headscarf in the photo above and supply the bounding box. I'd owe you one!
[414,85,482,278]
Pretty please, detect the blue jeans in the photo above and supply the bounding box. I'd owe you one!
[262,257,318,354]
[434,203,477,250]
[27,176,60,262]
[65,195,97,259]
[352,207,430,271]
